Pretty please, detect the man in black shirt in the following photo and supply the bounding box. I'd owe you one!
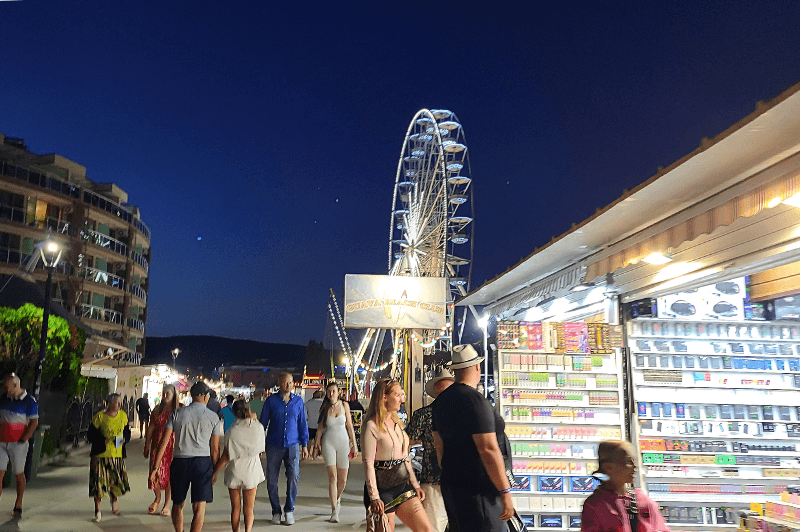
[432,344,514,532]
[135,393,150,438]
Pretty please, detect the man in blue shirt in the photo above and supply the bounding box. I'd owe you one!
[259,372,308,526]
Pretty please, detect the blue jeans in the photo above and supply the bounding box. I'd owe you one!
[266,443,300,515]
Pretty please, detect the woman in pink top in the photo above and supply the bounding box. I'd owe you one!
[361,379,431,532]
[581,441,670,532]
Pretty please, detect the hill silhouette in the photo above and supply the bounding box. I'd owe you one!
[144,336,307,372]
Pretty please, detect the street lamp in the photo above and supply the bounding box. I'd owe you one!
[477,314,490,398]
[32,237,63,403]
[172,348,180,371]
[27,236,62,481]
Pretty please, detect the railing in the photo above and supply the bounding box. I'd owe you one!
[82,190,152,241]
[79,266,126,291]
[81,228,129,257]
[117,351,142,365]
[0,161,81,199]
[0,205,25,224]
[129,284,147,303]
[126,318,145,333]
[0,246,30,266]
[1,161,150,240]
[77,304,123,325]
[131,251,149,272]
[133,218,151,241]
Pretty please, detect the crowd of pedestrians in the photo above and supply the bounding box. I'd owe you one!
[8,346,656,532]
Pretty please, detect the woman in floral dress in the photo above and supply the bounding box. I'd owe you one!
[88,393,130,522]
[144,384,178,516]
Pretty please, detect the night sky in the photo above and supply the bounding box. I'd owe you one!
[2,2,800,345]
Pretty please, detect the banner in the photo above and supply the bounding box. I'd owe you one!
[344,274,447,329]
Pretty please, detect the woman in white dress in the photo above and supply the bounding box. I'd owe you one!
[312,381,358,522]
[212,400,265,532]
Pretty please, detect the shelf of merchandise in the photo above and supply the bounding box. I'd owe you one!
[498,324,626,527]
[628,314,800,530]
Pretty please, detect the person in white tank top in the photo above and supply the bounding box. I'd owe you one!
[311,381,358,522]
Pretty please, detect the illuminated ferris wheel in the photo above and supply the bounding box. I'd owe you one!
[387,109,475,358]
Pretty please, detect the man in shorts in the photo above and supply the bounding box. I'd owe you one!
[135,393,150,438]
[150,381,222,532]
[0,374,38,520]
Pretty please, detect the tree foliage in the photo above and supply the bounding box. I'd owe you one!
[0,304,86,396]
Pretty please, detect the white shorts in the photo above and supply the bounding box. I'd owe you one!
[0,441,29,475]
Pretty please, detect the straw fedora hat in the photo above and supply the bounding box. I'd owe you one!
[449,344,485,370]
[424,367,455,398]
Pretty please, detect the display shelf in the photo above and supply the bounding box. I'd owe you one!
[629,300,800,517]
[633,367,800,375]
[628,334,800,344]
[501,401,622,408]
[634,383,800,391]
[502,369,616,375]
[506,419,622,425]
[499,320,626,507]
[645,473,800,480]
[508,437,611,443]
[649,493,782,503]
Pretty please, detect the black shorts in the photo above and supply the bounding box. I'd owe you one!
[362,482,414,514]
[171,457,213,504]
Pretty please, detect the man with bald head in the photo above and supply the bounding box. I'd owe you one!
[0,374,38,519]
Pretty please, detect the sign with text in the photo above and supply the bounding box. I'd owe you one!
[344,275,447,329]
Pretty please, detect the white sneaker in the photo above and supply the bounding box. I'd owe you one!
[92,511,102,523]
[330,508,339,523]
[271,513,282,525]
[285,512,294,525]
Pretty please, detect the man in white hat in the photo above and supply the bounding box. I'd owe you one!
[405,366,454,532]
[432,344,514,532]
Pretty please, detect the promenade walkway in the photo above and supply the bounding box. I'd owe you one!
[1,430,406,532]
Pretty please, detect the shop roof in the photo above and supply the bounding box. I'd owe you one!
[459,81,800,309]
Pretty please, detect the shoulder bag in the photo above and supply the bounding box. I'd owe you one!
[626,487,639,532]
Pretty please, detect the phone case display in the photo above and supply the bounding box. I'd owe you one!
[500,321,625,530]
[629,310,800,528]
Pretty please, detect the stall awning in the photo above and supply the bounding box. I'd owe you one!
[485,266,584,316]
[585,160,800,282]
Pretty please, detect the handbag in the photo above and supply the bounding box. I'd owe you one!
[374,458,410,488]
[506,510,529,532]
[366,510,391,532]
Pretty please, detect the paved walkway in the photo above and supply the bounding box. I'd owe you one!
[0,429,407,532]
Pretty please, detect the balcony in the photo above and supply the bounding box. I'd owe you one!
[77,304,123,325]
[129,284,147,303]
[116,351,142,365]
[126,318,145,333]
[82,190,151,241]
[82,228,129,257]
[0,246,30,266]
[131,251,149,272]
[79,266,126,291]
[0,161,81,199]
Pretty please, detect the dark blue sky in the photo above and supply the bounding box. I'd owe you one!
[2,2,800,345]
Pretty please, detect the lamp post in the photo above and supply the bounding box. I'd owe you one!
[477,314,490,398]
[172,348,180,371]
[27,237,62,481]
[32,238,62,403]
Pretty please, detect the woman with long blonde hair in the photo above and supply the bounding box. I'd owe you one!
[362,379,431,532]
[144,384,178,516]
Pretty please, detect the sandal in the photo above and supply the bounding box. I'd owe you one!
[92,511,102,523]
[160,506,170,516]
[11,507,21,519]
[111,500,121,516]
[148,501,159,514]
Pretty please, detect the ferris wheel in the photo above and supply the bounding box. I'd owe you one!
[386,109,475,358]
